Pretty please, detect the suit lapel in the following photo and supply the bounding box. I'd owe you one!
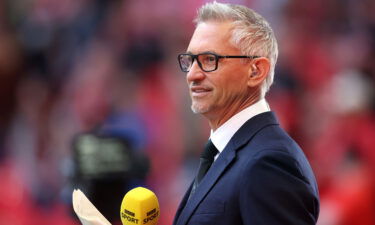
[173,182,193,224]
[174,112,279,225]
[175,148,236,225]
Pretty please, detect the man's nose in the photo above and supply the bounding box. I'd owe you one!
[186,60,205,83]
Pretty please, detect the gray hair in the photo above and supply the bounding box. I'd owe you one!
[195,1,278,98]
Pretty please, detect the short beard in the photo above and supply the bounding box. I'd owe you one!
[191,102,210,114]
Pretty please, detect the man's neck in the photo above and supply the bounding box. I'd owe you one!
[209,98,270,153]
[207,92,261,131]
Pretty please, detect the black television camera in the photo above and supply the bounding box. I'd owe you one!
[71,133,149,222]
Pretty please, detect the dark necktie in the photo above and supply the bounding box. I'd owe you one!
[189,140,218,198]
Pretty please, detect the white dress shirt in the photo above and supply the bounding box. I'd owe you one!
[210,98,271,160]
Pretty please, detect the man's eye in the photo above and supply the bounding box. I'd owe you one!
[201,55,216,64]
[208,56,216,62]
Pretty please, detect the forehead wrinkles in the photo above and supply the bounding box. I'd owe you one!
[188,22,238,54]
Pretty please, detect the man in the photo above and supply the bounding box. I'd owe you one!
[174,2,319,225]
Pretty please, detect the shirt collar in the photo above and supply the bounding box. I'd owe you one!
[210,98,270,153]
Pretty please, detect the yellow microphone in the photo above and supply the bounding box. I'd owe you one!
[120,187,160,225]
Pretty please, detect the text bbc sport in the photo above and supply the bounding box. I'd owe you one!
[121,209,159,224]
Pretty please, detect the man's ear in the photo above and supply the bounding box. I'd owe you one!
[247,57,270,88]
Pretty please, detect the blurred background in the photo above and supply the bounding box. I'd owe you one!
[0,0,374,224]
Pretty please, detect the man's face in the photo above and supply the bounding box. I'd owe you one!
[186,22,251,120]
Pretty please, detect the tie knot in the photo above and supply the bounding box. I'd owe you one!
[201,140,218,161]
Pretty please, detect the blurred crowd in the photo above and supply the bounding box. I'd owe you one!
[0,0,374,224]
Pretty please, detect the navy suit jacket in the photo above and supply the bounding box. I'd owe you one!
[173,112,319,225]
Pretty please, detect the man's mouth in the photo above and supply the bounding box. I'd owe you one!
[190,86,213,97]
